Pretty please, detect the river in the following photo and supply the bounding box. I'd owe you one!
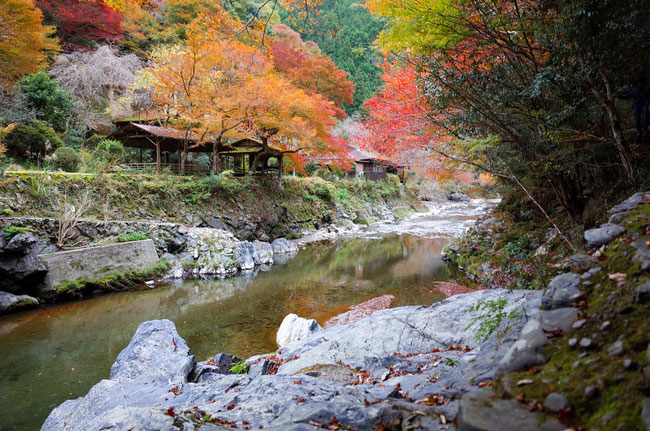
[0,199,488,430]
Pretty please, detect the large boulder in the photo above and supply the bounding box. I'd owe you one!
[496,307,577,375]
[542,273,581,310]
[276,289,540,376]
[276,313,322,347]
[447,192,471,202]
[0,291,39,314]
[584,223,625,249]
[252,240,273,265]
[609,192,648,215]
[110,319,195,383]
[270,238,298,255]
[0,232,51,294]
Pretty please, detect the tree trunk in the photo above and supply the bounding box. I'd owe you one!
[212,135,222,175]
[181,141,188,175]
[155,140,161,175]
[584,66,635,180]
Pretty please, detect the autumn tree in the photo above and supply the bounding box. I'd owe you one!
[36,0,124,50]
[0,0,59,91]
[365,0,649,222]
[270,24,354,118]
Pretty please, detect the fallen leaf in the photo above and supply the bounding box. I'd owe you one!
[608,273,627,282]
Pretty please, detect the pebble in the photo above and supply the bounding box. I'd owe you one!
[607,340,624,357]
[568,338,578,348]
[543,392,569,412]
[623,358,636,370]
[579,337,595,349]
[516,379,534,387]
[572,319,586,329]
[600,321,611,331]
[584,385,599,399]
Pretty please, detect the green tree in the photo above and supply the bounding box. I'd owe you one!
[17,72,74,131]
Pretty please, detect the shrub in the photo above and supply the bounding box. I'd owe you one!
[4,121,62,161]
[53,146,80,171]
[94,139,125,164]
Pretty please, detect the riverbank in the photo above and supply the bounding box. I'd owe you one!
[0,172,425,310]
[40,192,650,430]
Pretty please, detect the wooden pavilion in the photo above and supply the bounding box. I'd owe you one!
[110,122,284,176]
[109,122,211,174]
[219,138,284,177]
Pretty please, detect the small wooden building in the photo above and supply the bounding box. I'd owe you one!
[109,122,211,174]
[351,149,407,182]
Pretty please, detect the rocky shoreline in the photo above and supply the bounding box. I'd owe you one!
[40,192,650,430]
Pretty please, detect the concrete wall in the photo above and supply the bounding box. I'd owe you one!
[39,240,159,293]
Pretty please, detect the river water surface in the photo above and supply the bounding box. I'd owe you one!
[0,200,488,430]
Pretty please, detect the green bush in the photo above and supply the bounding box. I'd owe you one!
[53,147,80,171]
[94,140,125,164]
[4,121,62,161]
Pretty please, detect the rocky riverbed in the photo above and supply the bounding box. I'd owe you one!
[40,192,650,430]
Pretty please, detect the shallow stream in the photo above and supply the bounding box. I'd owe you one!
[0,200,488,430]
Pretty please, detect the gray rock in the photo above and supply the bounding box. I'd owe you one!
[110,319,195,383]
[270,238,298,255]
[3,232,39,253]
[568,338,578,348]
[584,385,599,399]
[247,359,277,379]
[458,389,541,431]
[209,353,242,374]
[568,254,594,273]
[276,313,322,348]
[497,307,577,375]
[252,240,273,265]
[642,398,650,431]
[584,223,626,249]
[447,192,471,202]
[572,319,586,329]
[636,281,650,304]
[543,392,569,412]
[0,291,39,314]
[632,238,650,272]
[580,337,594,349]
[609,192,648,215]
[608,211,630,224]
[540,420,568,431]
[542,273,582,310]
[608,340,625,357]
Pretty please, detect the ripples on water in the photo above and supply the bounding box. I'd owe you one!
[0,200,490,430]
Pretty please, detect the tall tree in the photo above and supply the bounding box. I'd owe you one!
[0,0,59,91]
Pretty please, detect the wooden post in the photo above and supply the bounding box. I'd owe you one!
[278,155,283,178]
[139,147,143,163]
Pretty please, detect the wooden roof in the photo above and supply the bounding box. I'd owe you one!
[109,122,211,153]
[220,138,282,155]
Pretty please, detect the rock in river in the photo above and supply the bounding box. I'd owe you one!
[276,313,322,347]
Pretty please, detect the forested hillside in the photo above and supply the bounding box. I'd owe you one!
[280,0,385,113]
